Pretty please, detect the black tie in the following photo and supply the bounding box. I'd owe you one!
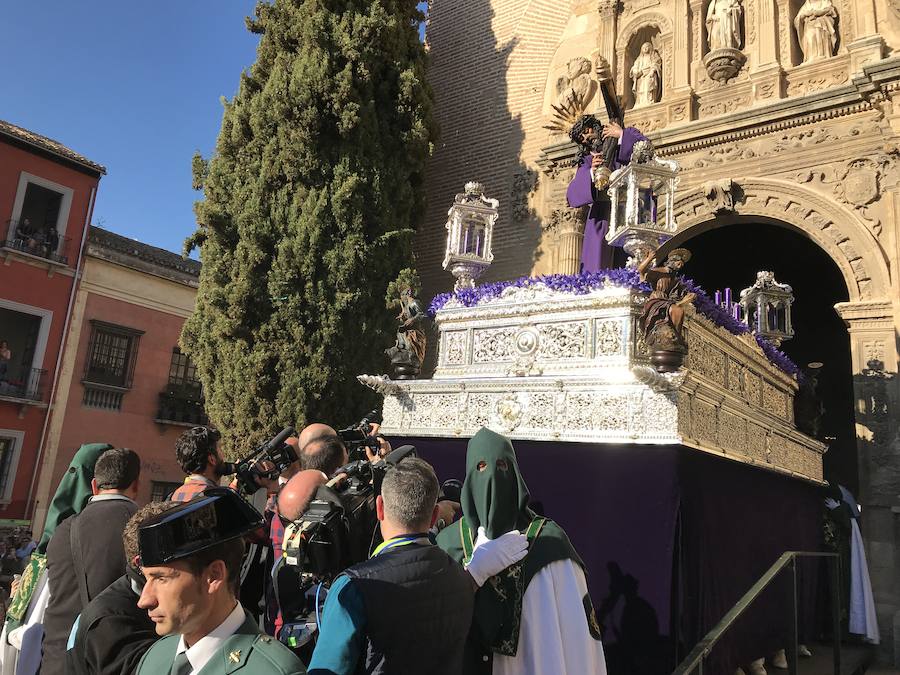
[171,651,192,675]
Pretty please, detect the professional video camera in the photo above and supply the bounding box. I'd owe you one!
[337,409,383,460]
[275,443,416,652]
[222,426,298,495]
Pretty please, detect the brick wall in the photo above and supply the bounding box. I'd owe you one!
[416,0,571,305]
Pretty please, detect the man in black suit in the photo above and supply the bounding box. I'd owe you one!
[66,500,176,675]
[42,448,141,675]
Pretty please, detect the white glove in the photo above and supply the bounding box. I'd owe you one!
[465,527,528,587]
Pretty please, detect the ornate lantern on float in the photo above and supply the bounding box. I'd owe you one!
[605,142,680,268]
[442,182,499,291]
[739,271,794,346]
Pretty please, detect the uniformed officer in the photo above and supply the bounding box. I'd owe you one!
[135,487,306,675]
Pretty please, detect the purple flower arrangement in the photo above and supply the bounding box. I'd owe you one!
[429,270,802,379]
[427,268,648,316]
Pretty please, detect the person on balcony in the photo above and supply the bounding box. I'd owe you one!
[0,341,10,382]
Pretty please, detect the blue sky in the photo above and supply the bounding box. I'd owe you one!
[3,2,260,254]
[4,3,428,256]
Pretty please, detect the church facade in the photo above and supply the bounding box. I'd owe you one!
[416,0,900,662]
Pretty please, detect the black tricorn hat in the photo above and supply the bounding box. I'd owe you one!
[138,487,264,567]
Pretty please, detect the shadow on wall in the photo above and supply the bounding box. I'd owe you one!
[597,562,671,675]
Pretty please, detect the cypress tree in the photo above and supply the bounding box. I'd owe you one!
[182,0,435,454]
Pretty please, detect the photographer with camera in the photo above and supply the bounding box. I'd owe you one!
[307,458,527,675]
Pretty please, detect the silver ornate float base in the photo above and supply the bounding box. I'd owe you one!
[361,283,825,483]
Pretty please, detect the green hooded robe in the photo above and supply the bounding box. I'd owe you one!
[5,443,112,630]
[436,428,584,667]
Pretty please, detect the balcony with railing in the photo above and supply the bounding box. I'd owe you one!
[2,219,71,266]
[156,385,208,427]
[0,368,47,405]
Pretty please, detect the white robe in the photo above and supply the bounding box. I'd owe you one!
[492,559,608,675]
[848,519,879,643]
[826,490,879,644]
[0,570,49,675]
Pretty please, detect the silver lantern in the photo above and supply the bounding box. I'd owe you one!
[442,182,499,291]
[739,271,794,346]
[605,143,679,268]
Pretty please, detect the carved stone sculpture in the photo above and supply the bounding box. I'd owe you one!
[385,283,428,379]
[794,0,838,63]
[706,0,743,49]
[638,247,697,372]
[555,57,597,114]
[702,178,738,213]
[630,42,663,108]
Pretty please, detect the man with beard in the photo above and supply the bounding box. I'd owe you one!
[171,426,230,501]
[437,427,607,675]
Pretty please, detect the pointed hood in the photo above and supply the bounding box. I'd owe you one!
[461,427,532,539]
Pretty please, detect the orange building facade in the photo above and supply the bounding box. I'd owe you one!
[31,227,202,533]
[0,120,104,522]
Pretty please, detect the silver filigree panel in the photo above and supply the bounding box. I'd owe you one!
[472,327,515,362]
[444,330,468,365]
[536,322,588,359]
[596,319,626,357]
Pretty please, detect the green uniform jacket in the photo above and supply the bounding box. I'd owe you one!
[136,610,306,675]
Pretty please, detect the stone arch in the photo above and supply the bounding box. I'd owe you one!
[669,178,891,302]
[615,13,675,52]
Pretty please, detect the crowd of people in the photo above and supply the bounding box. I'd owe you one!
[0,423,606,675]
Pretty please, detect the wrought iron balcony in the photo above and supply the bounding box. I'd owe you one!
[2,219,71,265]
[156,388,208,426]
[0,368,47,403]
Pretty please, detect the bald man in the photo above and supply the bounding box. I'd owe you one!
[298,423,338,450]
[269,471,329,639]
[279,470,328,522]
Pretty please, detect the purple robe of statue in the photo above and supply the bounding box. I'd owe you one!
[566,126,646,272]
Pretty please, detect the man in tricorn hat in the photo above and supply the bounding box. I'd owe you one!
[437,427,607,675]
[135,488,306,675]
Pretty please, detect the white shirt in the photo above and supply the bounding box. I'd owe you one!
[89,493,137,505]
[174,601,245,674]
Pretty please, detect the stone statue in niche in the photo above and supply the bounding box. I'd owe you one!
[555,57,597,112]
[630,42,663,108]
[706,0,743,50]
[794,0,838,63]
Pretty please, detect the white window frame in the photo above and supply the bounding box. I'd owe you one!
[9,172,75,255]
[0,429,25,504]
[0,298,52,375]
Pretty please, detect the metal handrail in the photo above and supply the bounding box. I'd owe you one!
[672,550,841,675]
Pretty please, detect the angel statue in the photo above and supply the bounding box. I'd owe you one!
[638,247,696,371]
[385,269,428,379]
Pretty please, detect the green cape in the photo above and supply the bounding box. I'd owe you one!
[5,442,112,628]
[436,427,582,657]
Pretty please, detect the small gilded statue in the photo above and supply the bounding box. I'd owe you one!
[638,247,696,372]
[385,269,427,379]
